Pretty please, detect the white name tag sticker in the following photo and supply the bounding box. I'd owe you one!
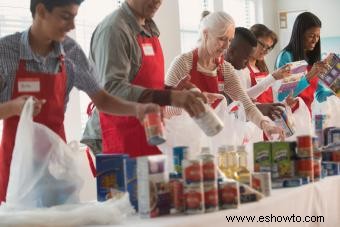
[218,81,224,92]
[142,43,155,56]
[18,78,40,93]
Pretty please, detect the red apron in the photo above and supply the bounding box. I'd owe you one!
[296,66,318,113]
[0,56,67,202]
[99,34,164,157]
[248,64,274,104]
[189,49,224,108]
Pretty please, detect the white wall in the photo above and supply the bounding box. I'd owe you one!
[261,0,340,70]
[154,0,181,72]
[255,0,279,71]
[277,0,340,37]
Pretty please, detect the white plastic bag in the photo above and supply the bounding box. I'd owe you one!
[0,193,135,226]
[5,97,83,209]
[319,96,340,127]
[158,97,247,171]
[286,97,313,141]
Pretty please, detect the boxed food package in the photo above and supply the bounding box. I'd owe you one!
[96,154,138,210]
[253,142,272,173]
[318,54,340,96]
[278,60,308,99]
[274,108,295,138]
[137,155,170,218]
[271,142,297,179]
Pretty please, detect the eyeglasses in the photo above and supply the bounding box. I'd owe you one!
[257,40,273,52]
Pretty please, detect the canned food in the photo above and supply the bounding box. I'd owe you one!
[200,153,216,182]
[296,158,314,181]
[218,181,239,209]
[297,135,313,158]
[143,112,165,145]
[183,159,203,184]
[184,183,204,214]
[297,135,312,148]
[193,103,224,137]
[251,172,271,197]
[203,182,218,212]
[169,173,184,213]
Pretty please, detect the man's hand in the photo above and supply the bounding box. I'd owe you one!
[11,96,46,116]
[256,103,285,120]
[170,90,207,117]
[135,103,160,122]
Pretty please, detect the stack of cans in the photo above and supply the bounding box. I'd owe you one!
[296,135,314,182]
[183,159,204,214]
[200,148,218,212]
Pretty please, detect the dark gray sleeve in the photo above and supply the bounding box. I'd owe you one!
[90,26,145,102]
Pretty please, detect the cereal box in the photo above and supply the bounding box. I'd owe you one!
[96,154,138,210]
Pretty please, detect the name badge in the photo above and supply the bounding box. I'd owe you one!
[218,81,224,93]
[18,78,40,93]
[142,43,155,56]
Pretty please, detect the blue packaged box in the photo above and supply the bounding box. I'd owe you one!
[96,154,138,210]
[322,161,340,176]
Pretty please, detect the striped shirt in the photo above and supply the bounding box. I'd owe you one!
[0,29,101,110]
[165,51,266,128]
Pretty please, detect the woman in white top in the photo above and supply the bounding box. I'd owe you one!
[165,11,284,140]
[236,24,290,104]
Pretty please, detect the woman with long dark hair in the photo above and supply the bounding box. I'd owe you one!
[275,12,333,112]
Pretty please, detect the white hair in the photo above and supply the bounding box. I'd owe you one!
[198,11,235,45]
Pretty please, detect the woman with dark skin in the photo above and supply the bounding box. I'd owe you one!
[275,12,332,113]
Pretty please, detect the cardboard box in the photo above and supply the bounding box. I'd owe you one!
[96,154,138,210]
[137,155,170,218]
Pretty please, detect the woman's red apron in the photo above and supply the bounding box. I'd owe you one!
[99,35,164,157]
[296,66,318,113]
[248,64,273,104]
[0,56,67,202]
[189,49,224,108]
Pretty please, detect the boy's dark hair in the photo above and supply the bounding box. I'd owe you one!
[30,0,84,17]
[284,11,321,65]
[234,27,257,47]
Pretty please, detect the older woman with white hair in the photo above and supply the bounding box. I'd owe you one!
[166,11,284,139]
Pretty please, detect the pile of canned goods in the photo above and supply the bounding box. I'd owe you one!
[169,146,241,215]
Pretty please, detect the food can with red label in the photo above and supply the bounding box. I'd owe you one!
[251,172,271,197]
[184,183,204,214]
[297,135,313,158]
[169,173,184,213]
[183,159,203,184]
[296,158,314,181]
[199,153,216,182]
[203,182,218,212]
[143,112,165,145]
[218,181,239,209]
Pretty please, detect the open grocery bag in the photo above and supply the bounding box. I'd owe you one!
[158,95,248,171]
[0,97,134,226]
